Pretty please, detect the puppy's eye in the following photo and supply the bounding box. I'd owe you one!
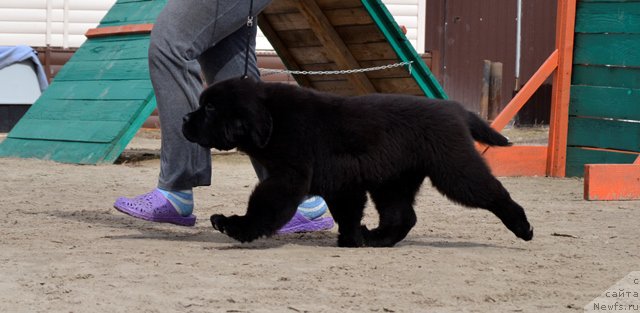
[205,104,215,112]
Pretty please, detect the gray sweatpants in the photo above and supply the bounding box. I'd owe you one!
[149,0,272,190]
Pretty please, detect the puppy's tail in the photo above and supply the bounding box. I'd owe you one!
[466,111,511,146]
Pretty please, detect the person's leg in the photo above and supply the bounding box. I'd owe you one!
[116,0,333,231]
[150,0,273,190]
[198,23,270,181]
[114,0,272,225]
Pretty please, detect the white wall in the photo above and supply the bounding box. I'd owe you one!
[0,0,117,48]
[381,0,425,53]
[0,0,424,53]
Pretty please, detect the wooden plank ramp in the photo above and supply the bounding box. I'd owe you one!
[0,0,164,164]
[259,0,446,98]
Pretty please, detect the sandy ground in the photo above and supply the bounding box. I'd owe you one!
[1,130,639,313]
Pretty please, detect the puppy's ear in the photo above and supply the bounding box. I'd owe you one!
[238,79,272,148]
[199,84,214,107]
[249,101,273,148]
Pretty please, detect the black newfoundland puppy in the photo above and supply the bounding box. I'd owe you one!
[183,77,533,247]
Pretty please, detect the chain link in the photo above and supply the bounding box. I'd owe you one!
[259,61,414,77]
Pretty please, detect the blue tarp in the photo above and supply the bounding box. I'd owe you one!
[0,45,49,91]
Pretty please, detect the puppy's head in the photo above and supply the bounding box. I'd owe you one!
[182,77,272,151]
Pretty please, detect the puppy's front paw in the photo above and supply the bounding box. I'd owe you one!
[337,227,366,248]
[210,214,261,243]
[210,214,228,233]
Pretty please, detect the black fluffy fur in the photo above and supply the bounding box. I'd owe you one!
[183,77,533,247]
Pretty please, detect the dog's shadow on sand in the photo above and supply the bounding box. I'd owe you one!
[49,208,523,250]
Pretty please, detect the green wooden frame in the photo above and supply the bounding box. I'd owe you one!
[361,0,447,99]
[565,0,640,177]
[0,0,163,164]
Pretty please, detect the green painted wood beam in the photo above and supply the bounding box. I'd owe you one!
[568,117,640,153]
[570,85,640,121]
[566,147,639,177]
[572,65,640,89]
[574,33,640,67]
[360,0,447,99]
[576,1,640,34]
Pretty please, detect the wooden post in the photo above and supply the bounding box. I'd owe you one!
[489,62,503,121]
[480,60,491,120]
[547,0,577,177]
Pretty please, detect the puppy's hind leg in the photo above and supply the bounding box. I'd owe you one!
[211,174,308,243]
[365,174,422,247]
[428,150,534,241]
[324,189,368,247]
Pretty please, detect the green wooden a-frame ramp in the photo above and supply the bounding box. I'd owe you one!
[0,0,446,164]
[0,0,165,164]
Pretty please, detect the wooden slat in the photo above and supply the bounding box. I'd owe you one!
[305,79,352,95]
[265,0,363,14]
[71,36,150,61]
[584,164,640,200]
[569,85,640,120]
[275,25,387,47]
[574,33,640,67]
[576,1,640,34]
[54,59,150,82]
[258,15,314,88]
[86,24,154,38]
[310,77,423,96]
[22,100,146,122]
[0,138,113,164]
[9,119,129,143]
[566,147,639,177]
[568,117,640,152]
[371,78,423,94]
[37,81,153,101]
[572,65,640,89]
[265,8,374,31]
[289,42,398,64]
[294,0,376,94]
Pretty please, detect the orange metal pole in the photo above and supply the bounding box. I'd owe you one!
[546,0,577,177]
[635,155,640,165]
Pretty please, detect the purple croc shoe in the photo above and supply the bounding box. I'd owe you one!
[277,211,334,234]
[113,189,196,226]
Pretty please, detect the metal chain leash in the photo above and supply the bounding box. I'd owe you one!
[259,61,414,77]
